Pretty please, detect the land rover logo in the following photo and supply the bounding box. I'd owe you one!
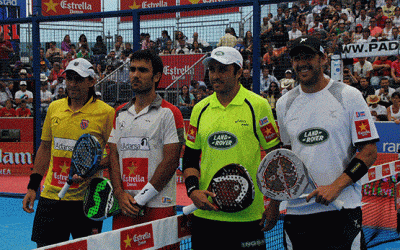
[298,128,329,145]
[208,131,237,150]
[215,51,224,56]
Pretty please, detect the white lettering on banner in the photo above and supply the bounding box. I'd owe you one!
[142,0,167,8]
[341,41,400,58]
[60,1,92,10]
[54,137,76,152]
[163,65,195,80]
[54,172,68,182]
[382,142,400,153]
[133,232,152,245]
[0,0,17,6]
[0,149,33,165]
[0,169,11,175]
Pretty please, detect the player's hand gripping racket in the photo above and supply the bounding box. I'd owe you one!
[183,163,255,215]
[83,177,121,221]
[256,148,344,210]
[58,134,103,199]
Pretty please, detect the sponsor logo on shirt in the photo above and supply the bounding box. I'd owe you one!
[260,123,278,142]
[355,119,372,139]
[259,116,269,126]
[298,128,329,145]
[355,111,366,118]
[208,131,237,150]
[120,137,150,151]
[80,119,89,130]
[187,124,197,143]
[122,158,148,190]
[54,137,76,152]
[120,224,154,250]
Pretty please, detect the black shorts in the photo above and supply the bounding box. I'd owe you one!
[191,216,266,249]
[32,197,103,247]
[284,207,367,250]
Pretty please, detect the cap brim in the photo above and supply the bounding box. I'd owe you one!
[203,56,240,68]
[289,45,318,57]
[64,68,90,78]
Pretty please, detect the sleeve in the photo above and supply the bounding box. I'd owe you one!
[349,90,380,145]
[275,97,291,146]
[41,102,54,141]
[163,106,185,145]
[107,109,119,145]
[185,104,202,150]
[102,106,115,147]
[256,98,280,150]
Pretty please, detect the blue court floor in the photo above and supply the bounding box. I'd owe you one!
[0,196,398,250]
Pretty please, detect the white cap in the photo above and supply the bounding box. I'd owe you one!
[20,69,27,74]
[64,58,95,78]
[203,46,243,68]
[40,73,48,82]
[20,81,27,86]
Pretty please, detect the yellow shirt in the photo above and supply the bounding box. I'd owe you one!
[41,97,114,201]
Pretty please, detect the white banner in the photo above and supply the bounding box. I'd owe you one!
[341,40,400,59]
[360,160,400,185]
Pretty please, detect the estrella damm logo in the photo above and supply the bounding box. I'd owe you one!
[298,127,329,145]
[208,131,237,150]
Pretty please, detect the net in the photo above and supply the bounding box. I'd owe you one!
[34,156,400,250]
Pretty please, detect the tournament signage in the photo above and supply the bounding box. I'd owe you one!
[41,0,101,16]
[120,0,175,21]
[341,40,400,59]
[179,0,238,18]
[0,142,33,176]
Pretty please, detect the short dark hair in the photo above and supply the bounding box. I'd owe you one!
[130,49,164,88]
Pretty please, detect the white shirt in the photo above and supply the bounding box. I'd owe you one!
[375,87,396,103]
[108,95,184,208]
[276,79,379,215]
[15,90,33,101]
[40,89,53,107]
[288,29,303,41]
[353,61,373,78]
[369,104,387,116]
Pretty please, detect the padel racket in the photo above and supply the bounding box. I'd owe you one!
[84,177,121,221]
[183,163,255,215]
[256,148,344,210]
[58,133,103,199]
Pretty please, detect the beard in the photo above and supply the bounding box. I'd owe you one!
[131,79,153,94]
[295,64,322,86]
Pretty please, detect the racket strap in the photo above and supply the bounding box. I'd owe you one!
[134,182,159,206]
[344,158,368,183]
[27,173,43,191]
[185,175,199,198]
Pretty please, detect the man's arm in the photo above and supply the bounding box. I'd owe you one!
[22,140,52,213]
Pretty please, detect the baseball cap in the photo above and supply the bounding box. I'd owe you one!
[20,69,27,74]
[20,81,27,86]
[289,36,325,57]
[203,46,243,68]
[64,58,95,78]
[40,73,48,82]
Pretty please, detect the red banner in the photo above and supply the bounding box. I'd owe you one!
[0,142,33,176]
[41,0,101,16]
[0,118,33,142]
[120,0,175,21]
[159,54,205,89]
[179,0,238,18]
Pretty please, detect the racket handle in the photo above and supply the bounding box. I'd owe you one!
[58,182,72,199]
[182,203,198,215]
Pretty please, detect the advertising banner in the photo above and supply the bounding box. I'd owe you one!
[342,40,400,59]
[375,122,400,154]
[179,0,238,18]
[41,0,101,16]
[120,0,175,22]
[0,142,33,176]
[158,53,205,89]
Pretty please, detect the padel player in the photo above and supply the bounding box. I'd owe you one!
[108,50,185,231]
[182,47,280,249]
[268,36,379,249]
[22,58,115,247]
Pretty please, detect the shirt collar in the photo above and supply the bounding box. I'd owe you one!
[62,96,95,113]
[209,84,246,108]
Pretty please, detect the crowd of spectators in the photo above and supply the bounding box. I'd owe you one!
[3,0,400,122]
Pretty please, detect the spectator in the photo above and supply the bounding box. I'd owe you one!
[173,39,190,54]
[18,68,34,91]
[271,7,285,23]
[178,85,195,119]
[375,76,395,107]
[391,53,400,87]
[289,22,303,41]
[53,87,67,101]
[351,24,364,42]
[61,34,72,56]
[280,78,295,95]
[375,7,388,29]
[216,27,237,47]
[159,40,173,55]
[39,48,51,69]
[0,99,16,117]
[189,41,202,54]
[16,100,31,117]
[122,42,133,57]
[114,35,126,52]
[271,22,289,48]
[234,38,246,54]
[239,68,253,90]
[187,32,210,50]
[369,17,383,39]
[353,57,373,83]
[358,77,376,100]
[260,65,279,93]
[0,31,14,75]
[141,33,151,50]
[76,44,90,60]
[50,75,66,95]
[40,81,53,120]
[387,91,400,123]
[381,18,394,40]
[367,95,387,121]
[260,16,274,42]
[356,28,374,43]
[282,8,295,30]
[48,62,64,83]
[156,30,172,51]
[355,9,371,28]
[113,41,123,59]
[263,81,281,118]
[77,34,88,52]
[393,7,400,27]
[61,52,73,69]
[371,56,393,87]
[312,0,327,15]
[382,0,396,18]
[46,41,62,65]
[92,35,107,65]
[0,81,10,107]
[105,50,121,69]
[391,27,400,41]
[15,81,33,110]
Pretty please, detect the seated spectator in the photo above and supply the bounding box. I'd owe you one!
[50,74,66,95]
[391,27,400,41]
[76,44,91,60]
[280,78,295,95]
[159,40,173,55]
[351,24,364,43]
[173,39,190,54]
[355,9,371,29]
[114,35,126,54]
[260,65,278,93]
[92,35,107,65]
[122,43,133,58]
[382,0,396,18]
[187,32,210,50]
[391,53,400,87]
[48,62,64,83]
[156,30,172,51]
[39,48,51,69]
[367,95,387,120]
[288,22,303,41]
[393,7,400,27]
[189,41,203,54]
[46,41,63,64]
[381,18,394,40]
[387,91,400,123]
[217,27,237,47]
[77,34,88,53]
[177,85,195,119]
[260,16,274,42]
[61,34,72,56]
[141,33,151,50]
[271,22,289,49]
[357,77,376,100]
[353,57,373,83]
[16,100,31,117]
[18,68,34,91]
[0,81,10,108]
[15,81,33,110]
[53,87,67,100]
[355,28,374,43]
[239,68,253,90]
[234,38,246,54]
[40,60,51,77]
[376,7,389,29]
[106,50,121,69]
[369,18,383,39]
[0,99,16,117]
[375,76,395,107]
[61,52,73,69]
[371,56,393,87]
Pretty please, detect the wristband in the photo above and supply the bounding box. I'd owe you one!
[344,158,369,183]
[185,175,199,198]
[27,173,43,191]
[134,183,159,206]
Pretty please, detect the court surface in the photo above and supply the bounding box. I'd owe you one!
[1,196,398,250]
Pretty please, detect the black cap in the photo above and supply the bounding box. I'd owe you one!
[289,36,325,57]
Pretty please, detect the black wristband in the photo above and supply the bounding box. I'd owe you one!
[185,175,199,198]
[27,173,43,191]
[344,158,369,183]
